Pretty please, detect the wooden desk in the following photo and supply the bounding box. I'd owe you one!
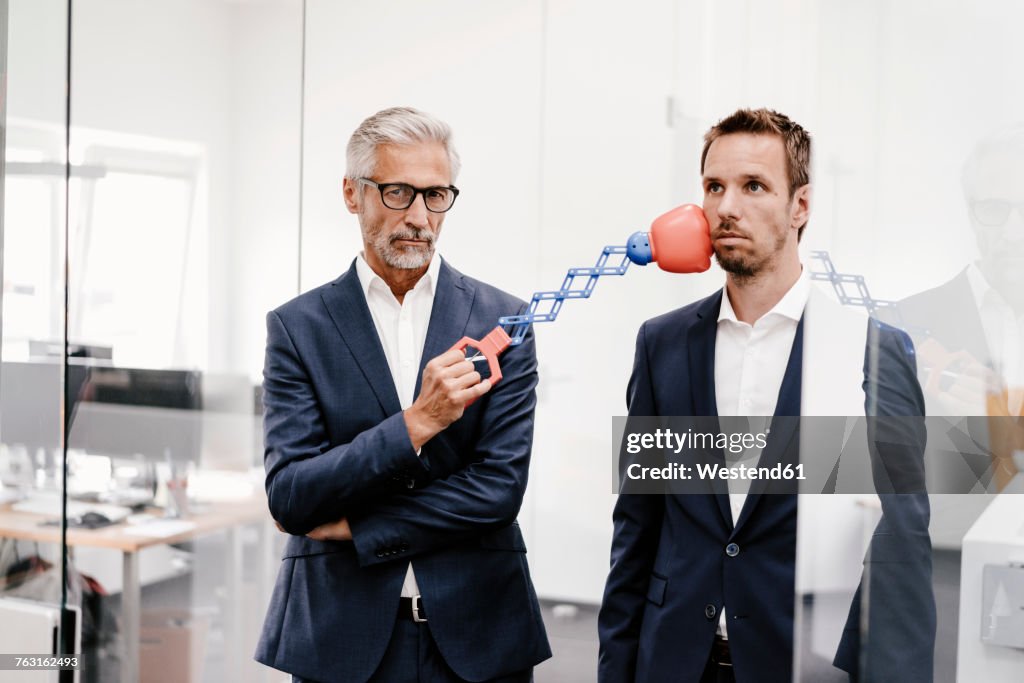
[0,495,273,683]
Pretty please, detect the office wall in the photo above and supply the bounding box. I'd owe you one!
[300,0,688,602]
[227,1,303,380]
[298,0,1024,602]
[5,1,66,123]
[531,0,683,604]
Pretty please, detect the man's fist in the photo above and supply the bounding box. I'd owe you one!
[404,348,492,450]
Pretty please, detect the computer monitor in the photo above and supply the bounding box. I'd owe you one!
[0,361,202,465]
[67,366,203,463]
[0,361,84,456]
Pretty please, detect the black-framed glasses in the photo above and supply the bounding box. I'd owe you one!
[971,199,1024,227]
[358,178,460,213]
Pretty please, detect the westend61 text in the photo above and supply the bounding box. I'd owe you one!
[626,462,807,481]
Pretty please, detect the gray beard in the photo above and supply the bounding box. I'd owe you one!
[372,229,435,270]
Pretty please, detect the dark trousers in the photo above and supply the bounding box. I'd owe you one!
[293,617,533,683]
[696,643,737,683]
[700,660,736,683]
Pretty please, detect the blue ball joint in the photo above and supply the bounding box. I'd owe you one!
[626,230,653,265]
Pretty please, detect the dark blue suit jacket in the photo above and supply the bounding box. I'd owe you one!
[255,259,551,682]
[598,290,935,683]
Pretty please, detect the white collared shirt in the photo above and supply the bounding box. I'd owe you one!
[713,266,809,636]
[354,252,441,598]
[965,264,1024,414]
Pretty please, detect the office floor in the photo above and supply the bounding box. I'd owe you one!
[534,549,961,683]
[89,544,961,682]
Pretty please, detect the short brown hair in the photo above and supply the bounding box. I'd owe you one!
[701,108,812,238]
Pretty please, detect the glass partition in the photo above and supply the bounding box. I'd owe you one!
[0,0,78,680]
[2,1,303,682]
[64,1,303,680]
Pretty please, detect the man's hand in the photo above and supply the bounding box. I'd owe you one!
[306,517,352,542]
[271,517,353,541]
[918,339,1000,414]
[404,348,492,450]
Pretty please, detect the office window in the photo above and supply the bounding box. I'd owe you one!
[3,125,208,369]
[1,170,63,349]
[70,161,205,369]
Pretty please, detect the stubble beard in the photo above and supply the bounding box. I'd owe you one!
[712,220,788,285]
[366,221,436,270]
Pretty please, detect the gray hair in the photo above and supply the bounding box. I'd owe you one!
[345,106,461,182]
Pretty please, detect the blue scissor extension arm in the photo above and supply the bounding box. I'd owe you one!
[449,205,709,392]
[498,246,633,346]
[809,250,898,319]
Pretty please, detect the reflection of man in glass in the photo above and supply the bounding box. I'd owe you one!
[963,127,1024,487]
[964,128,1024,317]
[891,126,1024,489]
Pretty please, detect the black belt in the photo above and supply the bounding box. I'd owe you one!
[710,635,732,667]
[398,596,428,623]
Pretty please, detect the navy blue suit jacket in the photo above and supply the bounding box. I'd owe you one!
[598,290,935,683]
[255,260,551,682]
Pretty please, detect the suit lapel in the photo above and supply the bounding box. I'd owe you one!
[320,261,402,416]
[774,314,804,417]
[688,291,722,417]
[414,260,476,397]
[731,315,804,536]
[687,292,733,526]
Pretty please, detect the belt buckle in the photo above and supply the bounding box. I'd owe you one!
[411,595,428,623]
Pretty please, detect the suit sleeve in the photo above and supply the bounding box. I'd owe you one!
[597,323,666,683]
[262,310,427,535]
[834,321,935,682]
[345,323,539,567]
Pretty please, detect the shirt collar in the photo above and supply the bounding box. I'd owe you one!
[718,265,809,325]
[965,261,1009,314]
[355,252,441,301]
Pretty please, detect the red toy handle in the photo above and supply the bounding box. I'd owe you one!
[449,326,512,404]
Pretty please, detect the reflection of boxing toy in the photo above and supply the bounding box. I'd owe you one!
[810,250,962,389]
[449,204,712,386]
[811,251,1023,489]
[809,250,898,318]
[811,250,1013,398]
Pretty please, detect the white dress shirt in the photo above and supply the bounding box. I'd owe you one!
[713,266,809,637]
[355,253,440,598]
[965,264,1024,415]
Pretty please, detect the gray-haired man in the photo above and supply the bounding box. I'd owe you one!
[255,107,550,682]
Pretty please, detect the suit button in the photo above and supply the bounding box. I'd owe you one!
[399,544,408,553]
[725,543,740,557]
[704,604,716,620]
[375,550,384,558]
